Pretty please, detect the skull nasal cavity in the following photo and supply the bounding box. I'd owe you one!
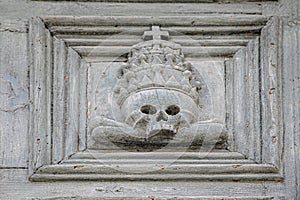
[156,111,168,122]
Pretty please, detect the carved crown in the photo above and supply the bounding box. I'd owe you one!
[113,26,202,106]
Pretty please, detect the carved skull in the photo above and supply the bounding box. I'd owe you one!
[121,89,199,139]
[137,104,181,137]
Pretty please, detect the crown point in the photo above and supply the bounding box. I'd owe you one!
[166,76,181,88]
[139,75,153,88]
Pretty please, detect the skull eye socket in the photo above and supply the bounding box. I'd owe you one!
[140,105,157,115]
[165,105,180,116]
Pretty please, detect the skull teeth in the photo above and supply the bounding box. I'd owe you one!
[148,122,176,134]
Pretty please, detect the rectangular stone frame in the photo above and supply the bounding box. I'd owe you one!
[28,15,284,182]
[225,18,283,168]
[29,18,88,172]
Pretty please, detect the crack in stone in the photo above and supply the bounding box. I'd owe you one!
[0,104,29,113]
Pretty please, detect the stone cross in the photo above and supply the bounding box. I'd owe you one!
[143,26,169,41]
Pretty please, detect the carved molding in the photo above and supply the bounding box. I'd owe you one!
[29,15,283,182]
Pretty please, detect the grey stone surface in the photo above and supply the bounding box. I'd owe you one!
[282,20,300,200]
[0,23,29,168]
[0,0,299,199]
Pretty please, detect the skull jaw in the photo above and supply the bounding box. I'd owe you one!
[109,125,178,152]
[112,122,179,151]
[147,121,177,138]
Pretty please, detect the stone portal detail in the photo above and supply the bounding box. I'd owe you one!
[91,26,227,151]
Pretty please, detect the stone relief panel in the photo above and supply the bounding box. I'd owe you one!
[28,16,283,183]
[88,26,227,151]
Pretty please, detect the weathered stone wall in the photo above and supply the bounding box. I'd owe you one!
[0,20,29,169]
